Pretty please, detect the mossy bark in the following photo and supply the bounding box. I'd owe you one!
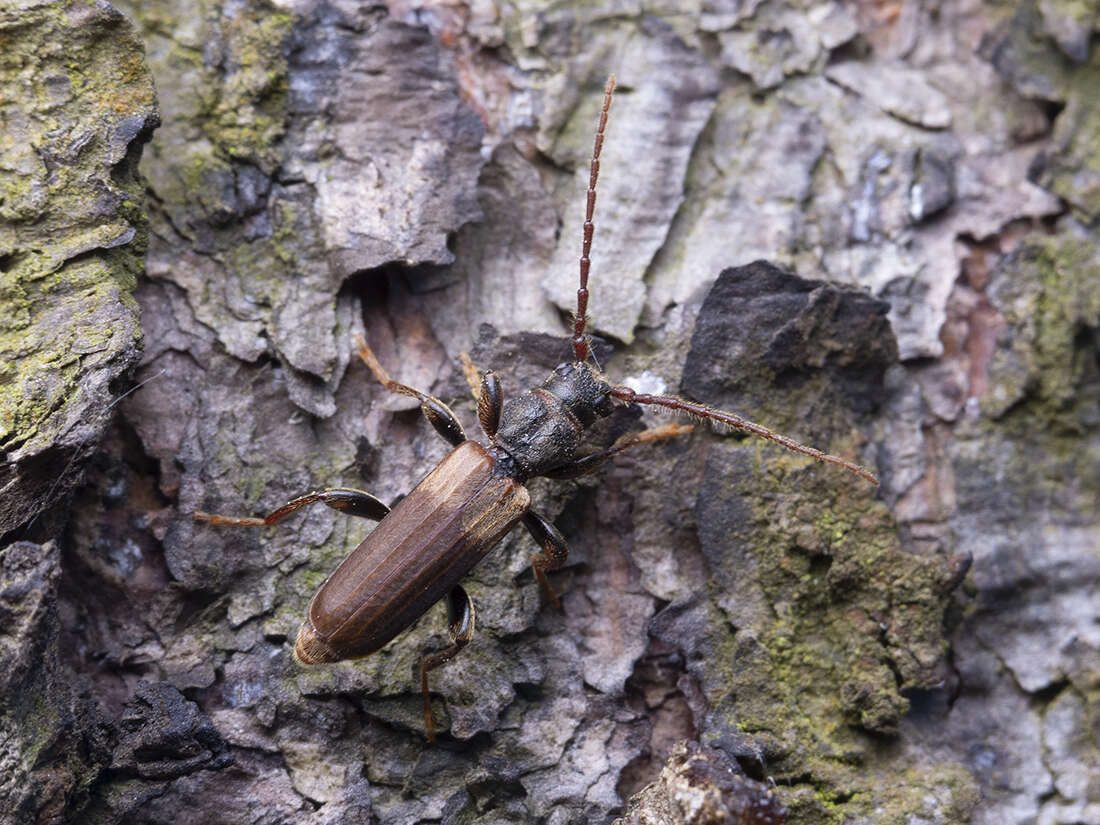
[0,1,156,534]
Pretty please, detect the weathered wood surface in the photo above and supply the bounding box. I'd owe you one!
[1,1,1098,823]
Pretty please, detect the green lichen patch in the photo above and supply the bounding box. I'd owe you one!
[780,762,980,825]
[1031,52,1100,221]
[129,0,293,171]
[982,233,1100,429]
[203,9,293,169]
[0,1,157,532]
[693,441,974,822]
[118,0,303,338]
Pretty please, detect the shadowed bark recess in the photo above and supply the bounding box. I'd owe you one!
[2,1,1099,824]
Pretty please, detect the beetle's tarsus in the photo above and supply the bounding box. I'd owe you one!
[193,511,266,527]
[458,351,482,402]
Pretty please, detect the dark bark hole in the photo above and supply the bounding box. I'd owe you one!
[618,639,697,800]
[808,553,832,579]
[344,265,390,311]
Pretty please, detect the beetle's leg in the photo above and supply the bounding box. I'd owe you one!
[477,372,502,437]
[522,510,570,611]
[356,335,466,448]
[520,427,692,605]
[420,584,475,743]
[609,385,880,485]
[194,487,390,527]
[519,426,692,610]
[542,423,695,480]
[457,352,503,437]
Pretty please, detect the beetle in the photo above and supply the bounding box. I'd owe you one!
[195,76,878,741]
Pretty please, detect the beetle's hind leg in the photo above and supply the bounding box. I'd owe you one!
[356,335,467,448]
[420,585,476,743]
[194,488,390,527]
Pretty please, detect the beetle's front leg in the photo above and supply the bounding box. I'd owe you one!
[356,335,467,448]
[522,510,570,611]
[477,372,502,438]
[420,584,476,742]
[194,487,390,527]
[455,352,504,438]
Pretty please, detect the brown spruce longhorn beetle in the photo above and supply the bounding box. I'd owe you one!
[195,76,879,742]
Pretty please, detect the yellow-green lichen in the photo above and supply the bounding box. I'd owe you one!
[198,8,294,169]
[695,439,975,822]
[0,2,154,493]
[981,234,1100,432]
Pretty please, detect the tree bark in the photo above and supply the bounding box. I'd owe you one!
[2,1,1098,824]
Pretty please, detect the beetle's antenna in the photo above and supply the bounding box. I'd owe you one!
[609,385,880,485]
[572,74,615,364]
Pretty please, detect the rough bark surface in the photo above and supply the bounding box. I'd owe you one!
[2,1,1098,824]
[0,0,157,534]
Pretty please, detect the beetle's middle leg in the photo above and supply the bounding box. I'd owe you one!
[522,510,570,611]
[516,426,694,608]
[195,488,390,527]
[420,584,476,742]
[356,335,467,448]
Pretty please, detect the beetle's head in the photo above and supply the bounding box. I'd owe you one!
[541,361,615,428]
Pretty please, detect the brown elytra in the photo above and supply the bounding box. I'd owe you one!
[293,441,529,664]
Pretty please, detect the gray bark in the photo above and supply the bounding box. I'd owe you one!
[1,0,1098,824]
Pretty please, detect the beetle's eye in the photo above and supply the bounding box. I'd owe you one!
[595,392,614,417]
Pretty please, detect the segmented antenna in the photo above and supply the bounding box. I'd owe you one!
[572,74,616,363]
[609,386,880,485]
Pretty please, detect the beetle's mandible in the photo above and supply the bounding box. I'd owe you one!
[195,75,879,742]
